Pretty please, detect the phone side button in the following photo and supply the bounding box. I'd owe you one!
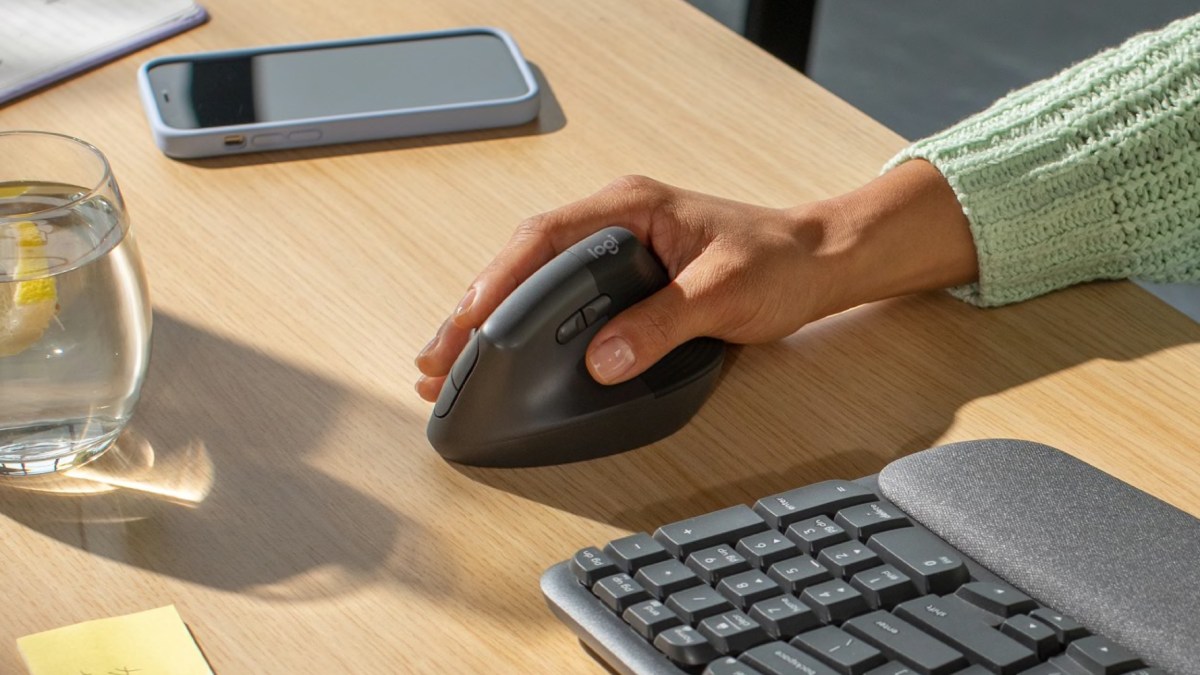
[252,133,285,147]
[288,130,322,143]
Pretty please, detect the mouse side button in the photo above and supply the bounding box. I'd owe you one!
[555,312,587,344]
[450,331,481,390]
[581,294,612,325]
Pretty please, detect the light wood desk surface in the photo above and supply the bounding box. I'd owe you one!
[2,0,1198,672]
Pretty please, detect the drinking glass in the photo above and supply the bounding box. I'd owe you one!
[0,131,152,475]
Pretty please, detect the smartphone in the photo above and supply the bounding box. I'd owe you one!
[137,27,541,158]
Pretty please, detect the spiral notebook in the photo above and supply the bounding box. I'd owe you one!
[0,0,208,105]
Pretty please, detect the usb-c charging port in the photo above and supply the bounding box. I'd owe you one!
[223,134,246,147]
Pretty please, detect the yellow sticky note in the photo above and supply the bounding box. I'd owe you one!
[17,605,213,675]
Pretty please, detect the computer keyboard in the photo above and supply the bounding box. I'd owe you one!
[541,468,1168,675]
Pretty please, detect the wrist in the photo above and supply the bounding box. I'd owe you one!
[808,159,978,312]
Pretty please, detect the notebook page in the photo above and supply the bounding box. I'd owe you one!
[1,0,201,100]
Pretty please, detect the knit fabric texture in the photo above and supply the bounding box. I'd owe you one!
[885,13,1200,306]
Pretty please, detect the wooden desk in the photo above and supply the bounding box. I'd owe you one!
[2,1,1198,672]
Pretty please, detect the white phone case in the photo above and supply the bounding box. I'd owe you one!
[137,27,541,158]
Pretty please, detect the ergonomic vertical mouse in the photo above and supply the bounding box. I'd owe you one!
[426,227,725,467]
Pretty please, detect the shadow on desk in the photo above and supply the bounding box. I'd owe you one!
[0,311,443,601]
[454,282,1198,535]
[177,63,566,169]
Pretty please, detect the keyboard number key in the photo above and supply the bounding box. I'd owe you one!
[1065,635,1145,674]
[592,573,651,613]
[748,594,819,640]
[653,625,720,666]
[622,599,682,640]
[849,564,917,610]
[799,579,870,624]
[571,547,620,587]
[699,610,770,654]
[785,516,850,554]
[717,569,783,610]
[687,545,752,583]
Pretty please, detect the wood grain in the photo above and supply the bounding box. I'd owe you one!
[1,0,1197,672]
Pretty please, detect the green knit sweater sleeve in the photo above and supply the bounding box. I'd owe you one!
[885,13,1200,306]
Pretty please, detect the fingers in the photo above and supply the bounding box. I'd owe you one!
[413,317,473,401]
[415,375,447,403]
[452,176,667,330]
[586,267,710,384]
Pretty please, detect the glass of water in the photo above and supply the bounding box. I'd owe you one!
[0,131,152,476]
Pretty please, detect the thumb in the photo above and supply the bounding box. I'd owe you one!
[586,280,703,385]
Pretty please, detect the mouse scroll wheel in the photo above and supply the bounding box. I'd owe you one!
[556,295,613,344]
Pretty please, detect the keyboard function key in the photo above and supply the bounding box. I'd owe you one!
[834,501,911,540]
[817,540,881,578]
[592,573,652,613]
[622,599,682,640]
[786,516,850,554]
[738,530,801,568]
[688,545,754,583]
[699,610,771,654]
[718,569,784,610]
[754,481,878,529]
[635,559,702,599]
[655,505,770,557]
[1065,635,1145,674]
[790,624,886,674]
[749,594,819,640]
[654,625,720,667]
[866,528,968,595]
[768,555,833,593]
[667,585,735,624]
[604,532,671,573]
[849,565,917,610]
[571,547,620,587]
[799,579,870,624]
[955,581,1038,617]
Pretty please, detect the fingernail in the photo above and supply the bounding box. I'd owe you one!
[453,287,477,320]
[415,336,438,365]
[589,336,635,383]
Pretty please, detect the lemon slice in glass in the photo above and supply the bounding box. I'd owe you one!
[0,220,59,357]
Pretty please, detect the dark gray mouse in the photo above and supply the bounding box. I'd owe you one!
[427,226,725,466]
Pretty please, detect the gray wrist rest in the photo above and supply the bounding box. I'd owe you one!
[878,439,1198,674]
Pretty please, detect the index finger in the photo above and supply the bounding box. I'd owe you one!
[453,175,667,329]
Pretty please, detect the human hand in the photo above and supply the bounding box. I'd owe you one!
[415,161,976,402]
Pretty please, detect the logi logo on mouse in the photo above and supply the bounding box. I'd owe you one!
[587,234,620,259]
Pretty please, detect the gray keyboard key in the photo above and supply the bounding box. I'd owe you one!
[1065,635,1145,674]
[622,599,682,640]
[800,579,870,624]
[895,595,1038,674]
[818,540,881,578]
[592,573,651,613]
[739,530,801,568]
[834,501,911,540]
[699,610,771,654]
[742,641,841,675]
[1001,614,1059,660]
[866,528,968,595]
[654,625,720,666]
[1016,665,1069,675]
[604,532,671,572]
[850,565,917,610]
[667,585,735,624]
[786,516,850,554]
[755,481,877,529]
[635,559,702,600]
[1030,609,1089,643]
[956,581,1038,617]
[749,595,819,640]
[719,569,784,610]
[571,547,619,587]
[768,555,833,593]
[843,610,966,675]
[864,663,919,675]
[689,545,753,583]
[791,625,886,674]
[656,505,770,557]
[705,656,766,675]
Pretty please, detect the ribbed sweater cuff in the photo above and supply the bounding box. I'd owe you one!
[884,14,1200,307]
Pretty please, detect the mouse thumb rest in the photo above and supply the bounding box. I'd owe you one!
[426,227,726,467]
